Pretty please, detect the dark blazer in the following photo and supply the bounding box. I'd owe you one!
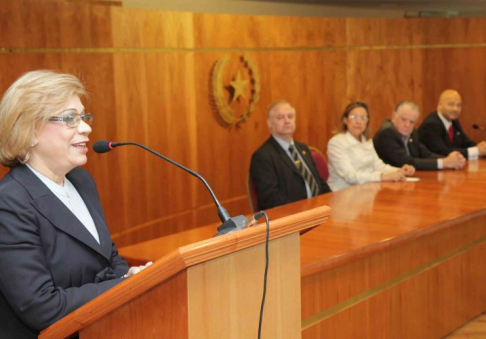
[373,120,442,170]
[249,136,331,211]
[419,111,476,158]
[0,165,129,338]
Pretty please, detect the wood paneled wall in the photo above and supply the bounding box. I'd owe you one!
[1,1,486,246]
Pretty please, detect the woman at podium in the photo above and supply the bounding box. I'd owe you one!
[0,70,149,338]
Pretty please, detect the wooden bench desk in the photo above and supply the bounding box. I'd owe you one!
[120,159,486,338]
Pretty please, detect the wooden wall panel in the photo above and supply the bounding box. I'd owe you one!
[110,7,194,48]
[0,0,113,48]
[345,48,425,133]
[193,14,346,48]
[422,47,486,144]
[422,18,486,45]
[105,52,200,230]
[1,1,486,246]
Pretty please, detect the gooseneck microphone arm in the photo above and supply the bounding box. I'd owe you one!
[120,142,229,222]
[93,140,247,235]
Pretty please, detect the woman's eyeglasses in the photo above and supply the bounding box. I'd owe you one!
[347,114,369,122]
[48,111,94,128]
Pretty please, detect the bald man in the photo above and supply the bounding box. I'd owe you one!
[419,89,486,159]
[250,100,330,211]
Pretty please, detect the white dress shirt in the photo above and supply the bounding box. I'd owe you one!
[26,164,100,244]
[437,112,478,160]
[327,132,399,191]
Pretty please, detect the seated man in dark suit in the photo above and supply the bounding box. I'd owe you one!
[250,100,331,210]
[419,89,486,159]
[373,101,466,171]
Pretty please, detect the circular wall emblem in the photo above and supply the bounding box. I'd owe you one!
[211,53,261,126]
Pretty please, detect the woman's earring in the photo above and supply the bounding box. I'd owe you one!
[19,153,31,164]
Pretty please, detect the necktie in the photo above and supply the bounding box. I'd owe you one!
[288,145,319,196]
[402,136,410,156]
[448,125,454,145]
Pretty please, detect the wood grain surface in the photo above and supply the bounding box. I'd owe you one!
[1,1,486,247]
[120,159,486,338]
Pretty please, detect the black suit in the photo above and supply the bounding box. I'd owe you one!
[373,120,442,170]
[250,136,330,210]
[0,165,129,338]
[419,111,476,158]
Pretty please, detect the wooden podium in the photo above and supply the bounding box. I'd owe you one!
[40,205,330,338]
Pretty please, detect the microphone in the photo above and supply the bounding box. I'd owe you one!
[93,140,249,236]
[92,140,121,153]
[472,124,485,131]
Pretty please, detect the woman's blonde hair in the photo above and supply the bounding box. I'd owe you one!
[0,70,87,167]
[334,100,371,138]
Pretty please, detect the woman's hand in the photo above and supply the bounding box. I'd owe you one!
[123,261,153,278]
[381,171,406,182]
[399,164,416,176]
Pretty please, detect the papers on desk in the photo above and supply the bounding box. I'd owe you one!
[405,177,420,182]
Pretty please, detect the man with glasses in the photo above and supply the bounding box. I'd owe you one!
[249,100,331,211]
[373,101,466,170]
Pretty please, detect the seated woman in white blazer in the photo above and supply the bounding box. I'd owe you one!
[327,101,415,191]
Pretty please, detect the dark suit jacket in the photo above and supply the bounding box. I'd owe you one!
[419,111,476,158]
[373,120,442,170]
[0,165,129,338]
[249,136,331,211]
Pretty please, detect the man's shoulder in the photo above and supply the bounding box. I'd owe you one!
[374,129,398,148]
[377,119,394,132]
[421,111,440,125]
[254,137,273,151]
[410,128,421,138]
[374,121,399,141]
[252,137,279,159]
[452,117,465,129]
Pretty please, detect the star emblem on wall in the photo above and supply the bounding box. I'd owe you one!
[211,53,261,127]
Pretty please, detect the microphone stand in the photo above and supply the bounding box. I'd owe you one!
[95,141,248,236]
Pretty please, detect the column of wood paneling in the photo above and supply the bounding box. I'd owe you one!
[1,1,486,246]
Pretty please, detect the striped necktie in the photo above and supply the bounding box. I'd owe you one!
[288,145,319,196]
[402,136,411,155]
